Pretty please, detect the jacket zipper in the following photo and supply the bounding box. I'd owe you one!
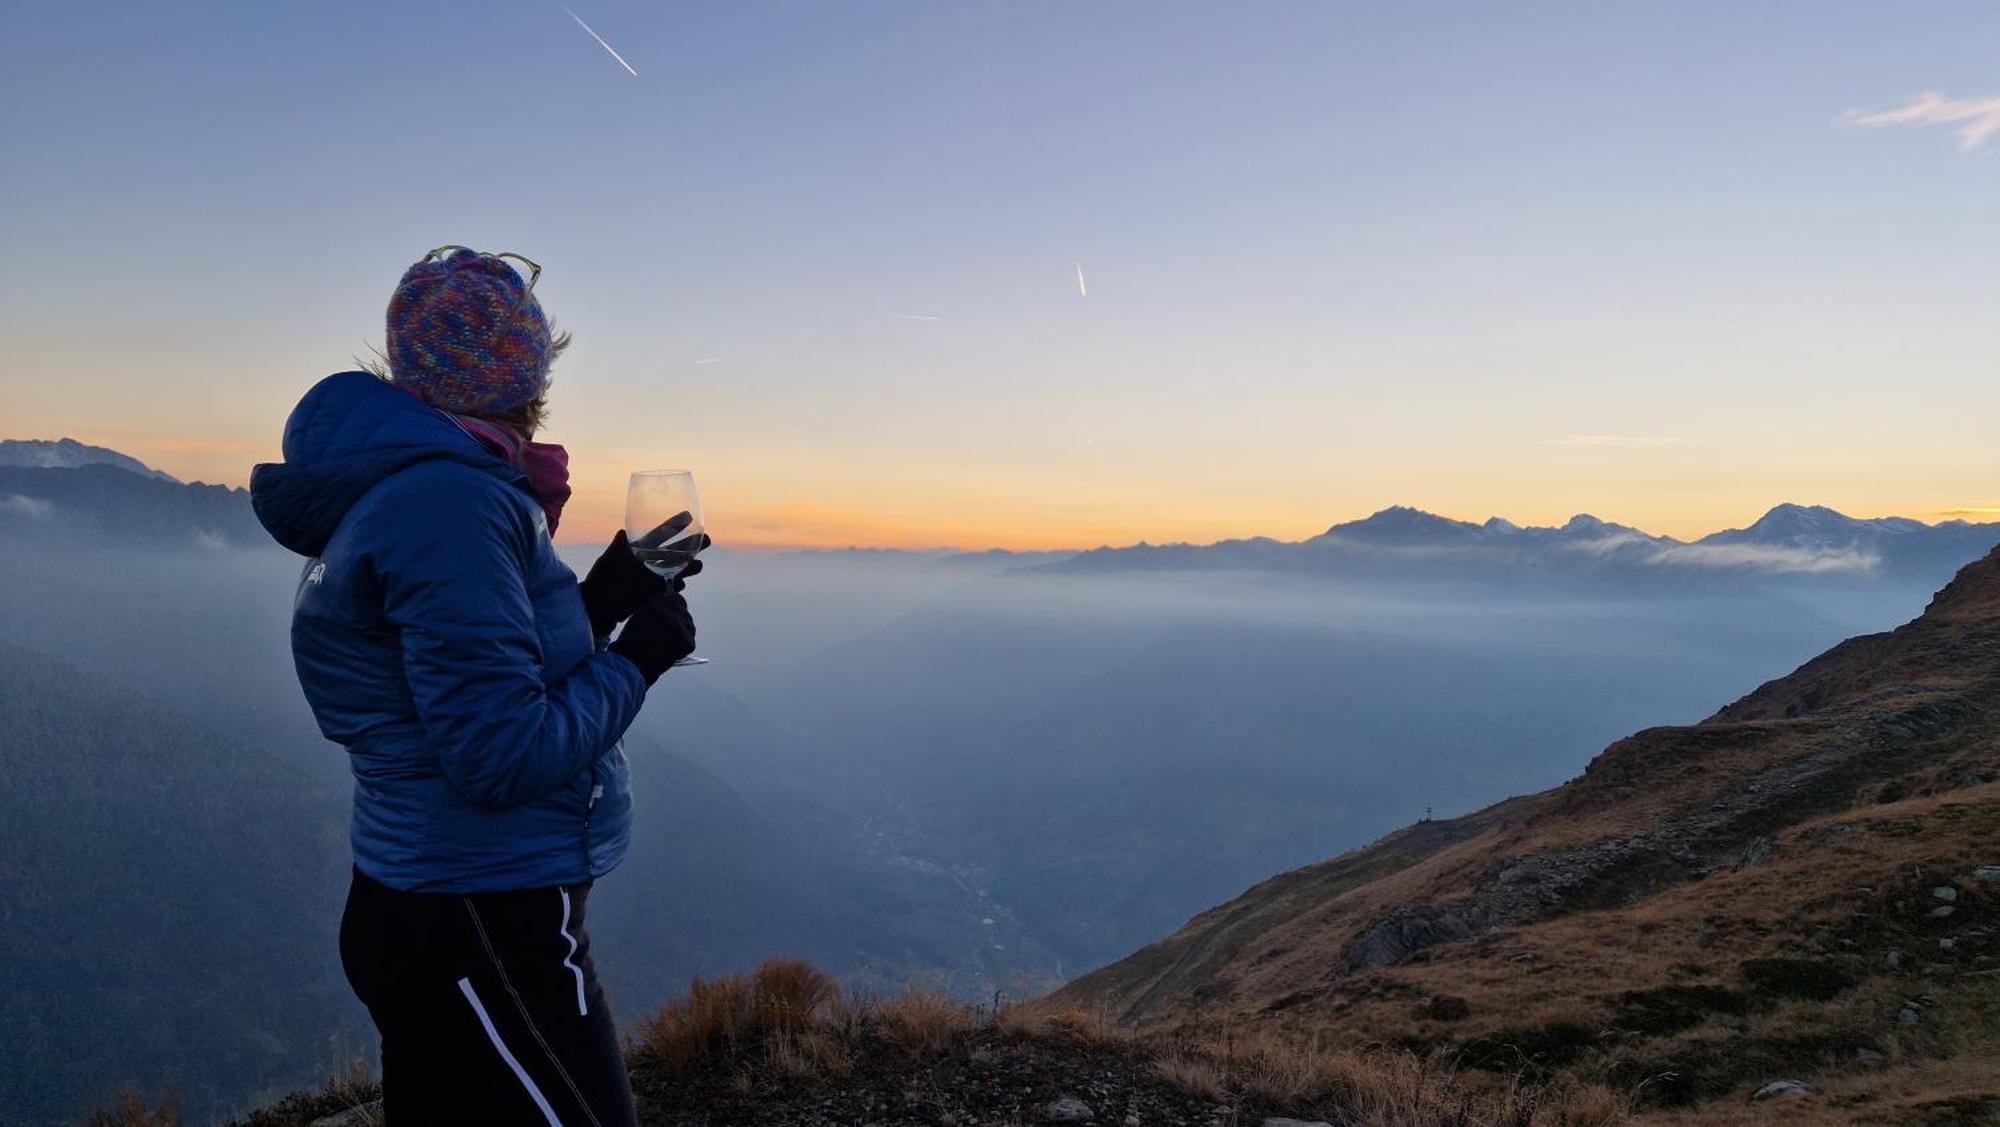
[581,761,603,875]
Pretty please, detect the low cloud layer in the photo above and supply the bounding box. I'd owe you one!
[1564,531,1877,574]
[1649,542,1878,574]
[1,494,52,518]
[1840,91,2000,152]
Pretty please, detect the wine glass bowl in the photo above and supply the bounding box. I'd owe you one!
[625,470,706,579]
[625,469,710,667]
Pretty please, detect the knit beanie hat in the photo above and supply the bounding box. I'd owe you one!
[385,246,554,416]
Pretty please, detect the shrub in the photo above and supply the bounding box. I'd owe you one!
[773,1028,854,1079]
[319,1054,377,1115]
[875,990,972,1055]
[627,972,757,1072]
[992,1000,1045,1039]
[630,961,964,1078]
[751,959,836,1032]
[995,1003,1127,1045]
[221,1057,381,1127]
[1151,1052,1229,1102]
[1536,1082,1630,1126]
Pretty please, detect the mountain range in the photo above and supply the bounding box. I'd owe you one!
[0,438,180,482]
[1059,503,2000,582]
[0,440,258,548]
[3,437,1993,578]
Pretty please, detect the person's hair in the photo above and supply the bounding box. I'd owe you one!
[358,327,571,439]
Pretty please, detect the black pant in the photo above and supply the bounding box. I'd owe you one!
[339,868,638,1126]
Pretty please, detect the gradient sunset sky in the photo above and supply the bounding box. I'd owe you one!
[4,2,1997,549]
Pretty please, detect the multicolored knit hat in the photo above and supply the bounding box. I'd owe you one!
[385,246,554,416]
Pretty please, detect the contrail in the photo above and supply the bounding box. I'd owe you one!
[695,356,723,364]
[563,5,638,76]
[897,314,941,321]
[1075,263,1088,298]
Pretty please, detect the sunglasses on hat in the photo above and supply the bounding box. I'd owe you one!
[421,245,542,296]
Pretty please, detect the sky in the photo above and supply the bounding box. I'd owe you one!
[3,1,1998,550]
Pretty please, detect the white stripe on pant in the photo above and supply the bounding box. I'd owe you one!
[456,977,563,1127]
[559,887,588,1016]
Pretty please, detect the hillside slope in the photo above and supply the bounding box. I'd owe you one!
[1051,548,2000,1121]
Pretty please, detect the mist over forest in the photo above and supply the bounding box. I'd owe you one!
[0,473,1971,1123]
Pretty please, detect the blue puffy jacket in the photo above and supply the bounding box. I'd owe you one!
[250,372,647,893]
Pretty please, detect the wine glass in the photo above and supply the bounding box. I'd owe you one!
[625,469,710,667]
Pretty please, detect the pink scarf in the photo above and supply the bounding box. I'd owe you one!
[450,413,573,536]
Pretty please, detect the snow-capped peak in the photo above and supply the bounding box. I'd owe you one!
[0,438,179,483]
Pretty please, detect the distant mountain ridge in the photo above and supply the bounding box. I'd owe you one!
[1320,500,1988,554]
[0,462,261,548]
[1312,505,1670,548]
[0,437,179,482]
[3,437,1994,574]
[1059,502,2000,581]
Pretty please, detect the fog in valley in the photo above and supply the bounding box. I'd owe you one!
[0,516,1954,1121]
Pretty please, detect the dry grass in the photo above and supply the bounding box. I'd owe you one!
[627,958,974,1080]
[874,990,974,1055]
[248,935,1994,1127]
[204,1046,378,1127]
[771,1028,855,1079]
[628,959,844,1072]
[317,1054,378,1119]
[750,958,836,1033]
[628,973,758,1071]
[622,960,1646,1123]
[230,958,1666,1126]
[994,1001,1130,1047]
[1146,1032,1631,1127]
[992,999,1042,1040]
[1086,788,2000,1118]
[1626,973,2000,1125]
[1150,1052,1230,1102]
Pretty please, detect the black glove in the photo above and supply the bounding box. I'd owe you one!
[630,512,712,591]
[579,530,668,639]
[609,590,697,686]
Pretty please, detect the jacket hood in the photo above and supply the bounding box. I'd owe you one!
[250,372,524,557]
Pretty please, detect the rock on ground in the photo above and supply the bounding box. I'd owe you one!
[1045,1095,1095,1122]
[1752,1080,1815,1101]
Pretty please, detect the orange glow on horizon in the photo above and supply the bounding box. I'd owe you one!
[556,494,1182,552]
[51,428,2000,556]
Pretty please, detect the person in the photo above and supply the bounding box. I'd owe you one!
[250,246,699,1125]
